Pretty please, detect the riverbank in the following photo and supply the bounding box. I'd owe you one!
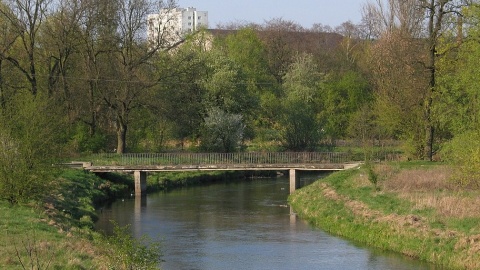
[0,169,112,268]
[0,168,251,269]
[288,161,480,269]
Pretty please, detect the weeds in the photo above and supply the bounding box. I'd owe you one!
[101,222,162,270]
[13,230,55,270]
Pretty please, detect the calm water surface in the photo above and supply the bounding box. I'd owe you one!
[96,174,436,270]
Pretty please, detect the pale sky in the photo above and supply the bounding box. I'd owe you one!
[177,0,366,29]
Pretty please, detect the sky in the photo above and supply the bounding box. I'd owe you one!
[177,0,366,29]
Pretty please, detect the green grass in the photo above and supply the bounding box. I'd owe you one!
[0,202,102,269]
[446,217,480,234]
[289,164,480,270]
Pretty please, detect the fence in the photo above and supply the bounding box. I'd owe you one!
[86,152,350,166]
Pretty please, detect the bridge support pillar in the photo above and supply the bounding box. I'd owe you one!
[289,169,299,193]
[134,171,147,195]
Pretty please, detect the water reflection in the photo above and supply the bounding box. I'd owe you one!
[96,174,437,270]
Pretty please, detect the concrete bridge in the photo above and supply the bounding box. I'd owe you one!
[75,152,360,195]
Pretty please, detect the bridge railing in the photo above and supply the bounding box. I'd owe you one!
[87,152,349,166]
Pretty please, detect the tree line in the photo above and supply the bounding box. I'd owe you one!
[1,0,480,202]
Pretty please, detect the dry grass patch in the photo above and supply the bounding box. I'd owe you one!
[381,166,452,192]
[378,165,480,219]
[407,193,480,219]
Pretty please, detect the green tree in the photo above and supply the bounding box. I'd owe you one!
[323,71,372,141]
[200,107,245,152]
[280,53,324,150]
[202,49,255,115]
[0,1,21,108]
[151,35,208,149]
[222,28,280,139]
[70,0,121,152]
[437,4,480,186]
[436,4,480,137]
[92,0,176,153]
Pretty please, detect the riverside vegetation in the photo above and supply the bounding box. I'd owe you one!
[0,168,246,269]
[3,0,480,268]
[289,161,480,270]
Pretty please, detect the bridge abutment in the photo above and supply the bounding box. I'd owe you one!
[134,171,147,195]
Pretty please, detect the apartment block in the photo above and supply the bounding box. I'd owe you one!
[148,7,208,47]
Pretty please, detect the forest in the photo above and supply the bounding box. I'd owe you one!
[1,0,480,203]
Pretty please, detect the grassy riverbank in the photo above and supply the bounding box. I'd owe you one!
[289,161,480,269]
[0,169,135,268]
[0,168,245,269]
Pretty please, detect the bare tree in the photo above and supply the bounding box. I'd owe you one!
[362,0,424,39]
[0,0,54,96]
[310,23,334,33]
[0,2,20,108]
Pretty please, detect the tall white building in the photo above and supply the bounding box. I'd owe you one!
[148,7,208,47]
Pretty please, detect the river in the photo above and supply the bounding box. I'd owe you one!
[95,173,436,270]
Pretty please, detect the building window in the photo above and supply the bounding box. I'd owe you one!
[188,22,192,26]
[188,16,191,20]
[198,16,201,19]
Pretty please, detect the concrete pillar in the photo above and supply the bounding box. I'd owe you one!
[134,170,147,195]
[289,169,298,194]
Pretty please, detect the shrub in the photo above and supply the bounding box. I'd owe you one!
[441,130,480,188]
[102,223,162,270]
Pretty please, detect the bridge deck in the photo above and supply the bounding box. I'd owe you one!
[84,163,346,173]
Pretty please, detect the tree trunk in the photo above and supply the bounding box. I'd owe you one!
[423,0,443,161]
[116,121,127,154]
[423,92,434,161]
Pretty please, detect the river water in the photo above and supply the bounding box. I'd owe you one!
[95,173,436,270]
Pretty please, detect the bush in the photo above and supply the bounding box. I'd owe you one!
[0,92,65,204]
[441,130,480,188]
[200,107,245,152]
[102,223,162,270]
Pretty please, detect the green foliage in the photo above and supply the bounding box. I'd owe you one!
[222,28,279,139]
[435,5,480,137]
[202,49,256,114]
[280,99,322,150]
[0,92,65,204]
[153,44,207,147]
[223,28,276,93]
[323,71,372,139]
[102,223,162,270]
[200,107,245,152]
[280,53,323,150]
[441,130,480,188]
[71,123,109,153]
